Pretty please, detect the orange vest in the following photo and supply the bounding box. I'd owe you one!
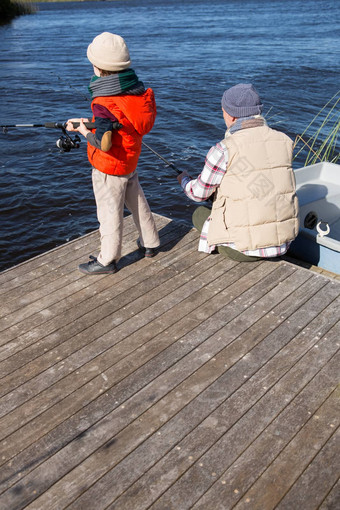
[87,88,156,176]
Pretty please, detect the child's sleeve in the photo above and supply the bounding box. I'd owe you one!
[86,104,121,152]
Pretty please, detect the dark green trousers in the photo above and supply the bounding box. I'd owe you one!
[192,206,263,262]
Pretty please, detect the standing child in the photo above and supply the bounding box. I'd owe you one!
[67,32,160,275]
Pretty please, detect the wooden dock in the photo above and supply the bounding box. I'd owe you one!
[0,213,339,510]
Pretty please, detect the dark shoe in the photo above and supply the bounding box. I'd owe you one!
[137,239,158,258]
[79,255,117,275]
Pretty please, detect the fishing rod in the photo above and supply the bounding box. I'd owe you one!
[0,121,96,131]
[141,141,181,175]
[1,120,183,175]
[3,71,185,173]
[142,141,215,204]
[0,121,98,152]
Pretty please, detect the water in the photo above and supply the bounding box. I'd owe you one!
[0,0,339,271]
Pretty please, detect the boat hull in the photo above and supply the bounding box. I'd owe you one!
[289,162,340,274]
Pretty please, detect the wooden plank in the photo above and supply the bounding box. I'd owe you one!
[2,267,336,508]
[318,480,340,510]
[3,256,252,456]
[0,258,238,456]
[231,386,339,510]
[191,334,340,509]
[0,229,98,287]
[0,219,161,306]
[98,294,340,510]
[275,427,339,509]
[0,252,222,419]
[0,216,176,330]
[0,261,287,506]
[0,226,199,371]
[0,220,193,347]
[0,215,339,510]
[0,213,170,288]
[0,258,250,463]
[0,218,130,297]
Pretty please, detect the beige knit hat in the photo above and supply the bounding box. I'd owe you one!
[87,32,131,71]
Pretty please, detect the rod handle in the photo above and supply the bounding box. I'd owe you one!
[44,122,96,129]
[69,121,96,129]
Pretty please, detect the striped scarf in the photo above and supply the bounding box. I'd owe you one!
[227,115,266,136]
[88,69,145,98]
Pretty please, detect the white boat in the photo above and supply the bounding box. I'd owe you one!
[289,162,340,274]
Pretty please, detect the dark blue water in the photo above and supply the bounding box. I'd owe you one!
[0,0,339,271]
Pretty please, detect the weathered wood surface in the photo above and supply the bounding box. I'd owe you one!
[0,214,339,510]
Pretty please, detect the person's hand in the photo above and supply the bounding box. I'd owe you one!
[66,118,90,138]
[177,170,191,186]
[66,118,90,133]
[66,118,81,132]
[76,118,91,137]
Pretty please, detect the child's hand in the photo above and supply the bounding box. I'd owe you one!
[66,118,90,132]
[66,118,81,131]
[66,118,91,138]
[77,118,91,137]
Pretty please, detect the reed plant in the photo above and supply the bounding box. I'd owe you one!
[294,90,340,166]
[0,0,35,25]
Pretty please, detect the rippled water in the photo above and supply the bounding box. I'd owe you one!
[0,0,339,271]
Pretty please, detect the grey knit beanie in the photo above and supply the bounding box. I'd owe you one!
[221,83,263,117]
[87,32,131,71]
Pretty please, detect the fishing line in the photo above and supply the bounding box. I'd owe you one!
[52,71,91,103]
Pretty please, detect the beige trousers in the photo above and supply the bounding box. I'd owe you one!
[92,168,160,266]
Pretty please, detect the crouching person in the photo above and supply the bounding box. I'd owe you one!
[177,83,299,262]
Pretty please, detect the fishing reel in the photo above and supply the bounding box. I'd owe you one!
[56,126,81,152]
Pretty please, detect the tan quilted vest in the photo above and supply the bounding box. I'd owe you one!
[208,125,299,250]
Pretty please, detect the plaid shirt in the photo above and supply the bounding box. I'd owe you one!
[181,141,291,257]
